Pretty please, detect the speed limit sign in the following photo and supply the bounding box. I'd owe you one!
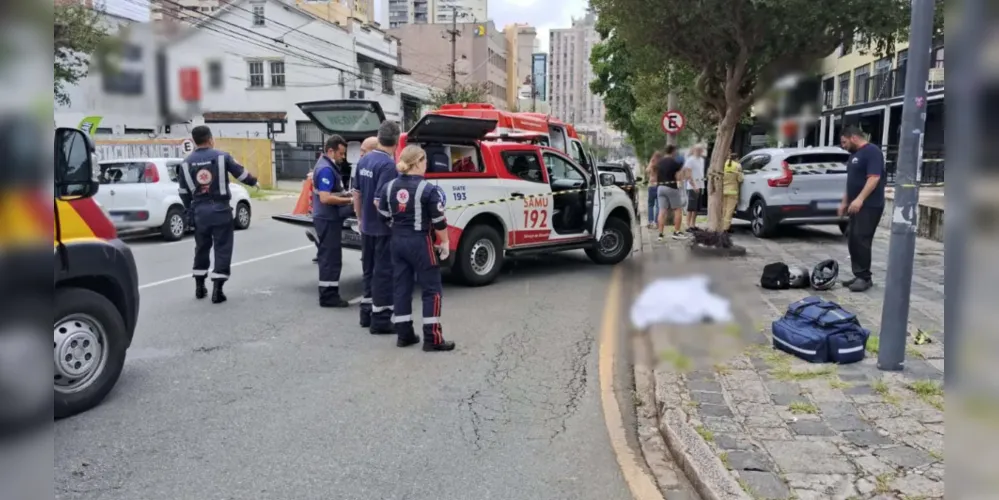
[661,110,686,135]
[181,138,195,154]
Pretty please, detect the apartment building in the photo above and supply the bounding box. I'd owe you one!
[813,37,945,182]
[384,0,486,28]
[389,21,508,108]
[548,10,610,145]
[503,24,537,109]
[150,0,229,22]
[293,0,375,25]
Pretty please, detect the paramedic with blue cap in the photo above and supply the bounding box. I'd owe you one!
[313,135,353,308]
[177,125,258,304]
[376,145,455,352]
[351,122,400,333]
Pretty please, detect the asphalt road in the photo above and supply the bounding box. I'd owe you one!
[54,198,643,500]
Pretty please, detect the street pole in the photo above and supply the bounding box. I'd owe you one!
[877,0,935,371]
[444,7,460,101]
[665,91,678,147]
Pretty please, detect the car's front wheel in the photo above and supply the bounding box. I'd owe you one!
[586,217,633,264]
[234,201,252,230]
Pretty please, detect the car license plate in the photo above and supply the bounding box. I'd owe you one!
[110,215,125,222]
[817,201,840,210]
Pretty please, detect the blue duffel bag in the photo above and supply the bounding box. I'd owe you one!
[771,296,871,364]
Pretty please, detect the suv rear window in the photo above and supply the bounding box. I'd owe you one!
[786,153,850,165]
[99,162,145,184]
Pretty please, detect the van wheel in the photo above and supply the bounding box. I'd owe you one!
[234,201,252,230]
[454,225,504,287]
[586,217,633,264]
[161,207,186,241]
[54,288,128,419]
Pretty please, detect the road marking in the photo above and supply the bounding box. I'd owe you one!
[599,267,666,500]
[138,245,313,289]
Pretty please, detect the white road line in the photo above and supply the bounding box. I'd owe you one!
[138,245,313,289]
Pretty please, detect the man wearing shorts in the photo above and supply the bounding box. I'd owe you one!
[655,145,687,241]
[683,144,706,231]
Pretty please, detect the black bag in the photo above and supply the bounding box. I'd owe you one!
[761,262,791,290]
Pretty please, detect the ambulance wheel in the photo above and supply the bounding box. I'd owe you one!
[54,288,128,419]
[586,217,632,265]
[454,224,504,287]
[161,207,186,241]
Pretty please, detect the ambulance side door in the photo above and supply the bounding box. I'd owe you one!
[500,149,553,246]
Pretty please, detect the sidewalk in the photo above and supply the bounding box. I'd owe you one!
[631,197,945,499]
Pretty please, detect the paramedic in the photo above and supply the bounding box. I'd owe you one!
[375,145,455,352]
[178,125,258,304]
[352,121,400,332]
[313,135,353,308]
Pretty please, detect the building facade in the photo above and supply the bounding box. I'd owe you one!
[812,37,945,183]
[503,24,537,109]
[150,0,229,22]
[547,10,611,145]
[389,21,507,108]
[383,0,486,28]
[293,0,375,25]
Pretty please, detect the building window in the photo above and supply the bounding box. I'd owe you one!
[358,61,375,90]
[207,60,223,90]
[251,3,265,25]
[853,64,870,104]
[380,68,395,93]
[248,61,264,88]
[269,61,285,88]
[837,72,850,106]
[840,33,852,56]
[871,57,892,100]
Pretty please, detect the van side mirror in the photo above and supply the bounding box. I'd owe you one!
[55,127,100,199]
[599,173,616,187]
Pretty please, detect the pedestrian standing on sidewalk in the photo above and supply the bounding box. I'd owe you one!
[655,145,687,241]
[838,125,887,292]
[721,152,744,233]
[683,144,706,231]
[644,151,663,229]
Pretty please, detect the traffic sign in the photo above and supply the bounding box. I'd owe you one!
[181,139,195,154]
[661,110,686,135]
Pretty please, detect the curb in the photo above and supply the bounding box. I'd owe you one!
[657,403,750,500]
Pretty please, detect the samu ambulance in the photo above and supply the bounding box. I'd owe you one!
[273,100,636,287]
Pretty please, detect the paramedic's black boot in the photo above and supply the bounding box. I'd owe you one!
[396,321,419,347]
[195,278,207,300]
[422,326,455,352]
[211,281,227,304]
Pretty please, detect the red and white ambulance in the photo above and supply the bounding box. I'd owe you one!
[274,100,635,287]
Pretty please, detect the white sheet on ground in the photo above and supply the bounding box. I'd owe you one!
[630,275,733,329]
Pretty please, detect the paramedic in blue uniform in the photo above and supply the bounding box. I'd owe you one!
[376,145,455,352]
[313,135,353,307]
[351,122,400,332]
[177,125,258,304]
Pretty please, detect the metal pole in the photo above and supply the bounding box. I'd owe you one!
[665,91,678,146]
[945,0,980,386]
[877,0,935,371]
[449,7,458,99]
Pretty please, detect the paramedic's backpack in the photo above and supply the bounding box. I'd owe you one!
[771,296,870,364]
[761,262,791,290]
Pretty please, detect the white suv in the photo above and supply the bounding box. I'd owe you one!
[95,158,253,241]
[733,147,851,238]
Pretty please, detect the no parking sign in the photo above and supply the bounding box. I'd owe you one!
[661,110,686,135]
[181,139,195,154]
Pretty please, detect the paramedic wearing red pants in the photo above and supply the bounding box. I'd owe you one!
[376,145,455,352]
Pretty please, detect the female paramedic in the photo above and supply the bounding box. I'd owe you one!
[375,145,456,352]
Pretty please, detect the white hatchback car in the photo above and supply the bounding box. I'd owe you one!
[733,147,852,238]
[96,157,253,241]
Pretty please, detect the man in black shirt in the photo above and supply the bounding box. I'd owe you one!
[655,145,687,241]
[838,126,887,292]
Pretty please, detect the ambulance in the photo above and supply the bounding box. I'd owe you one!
[274,100,636,287]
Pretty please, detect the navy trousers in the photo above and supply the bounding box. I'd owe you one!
[391,234,444,343]
[314,217,344,304]
[192,201,234,282]
[360,234,393,329]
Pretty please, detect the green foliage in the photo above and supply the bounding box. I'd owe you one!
[427,82,490,108]
[55,4,110,106]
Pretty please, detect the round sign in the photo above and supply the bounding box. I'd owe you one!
[181,139,195,154]
[661,110,686,135]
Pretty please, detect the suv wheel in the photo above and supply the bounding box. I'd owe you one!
[453,225,504,287]
[750,199,777,238]
[586,217,633,264]
[161,207,186,241]
[234,201,251,230]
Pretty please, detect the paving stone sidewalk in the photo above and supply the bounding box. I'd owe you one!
[634,205,945,499]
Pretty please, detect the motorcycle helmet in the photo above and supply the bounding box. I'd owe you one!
[811,259,839,290]
[788,265,811,289]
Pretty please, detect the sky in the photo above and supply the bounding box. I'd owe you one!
[105,0,589,53]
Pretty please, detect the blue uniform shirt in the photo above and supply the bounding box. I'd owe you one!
[351,149,397,236]
[312,155,343,220]
[178,147,257,206]
[376,174,448,236]
[846,143,887,207]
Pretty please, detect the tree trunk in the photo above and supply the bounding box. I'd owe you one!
[706,110,741,232]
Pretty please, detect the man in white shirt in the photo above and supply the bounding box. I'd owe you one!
[683,144,706,231]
